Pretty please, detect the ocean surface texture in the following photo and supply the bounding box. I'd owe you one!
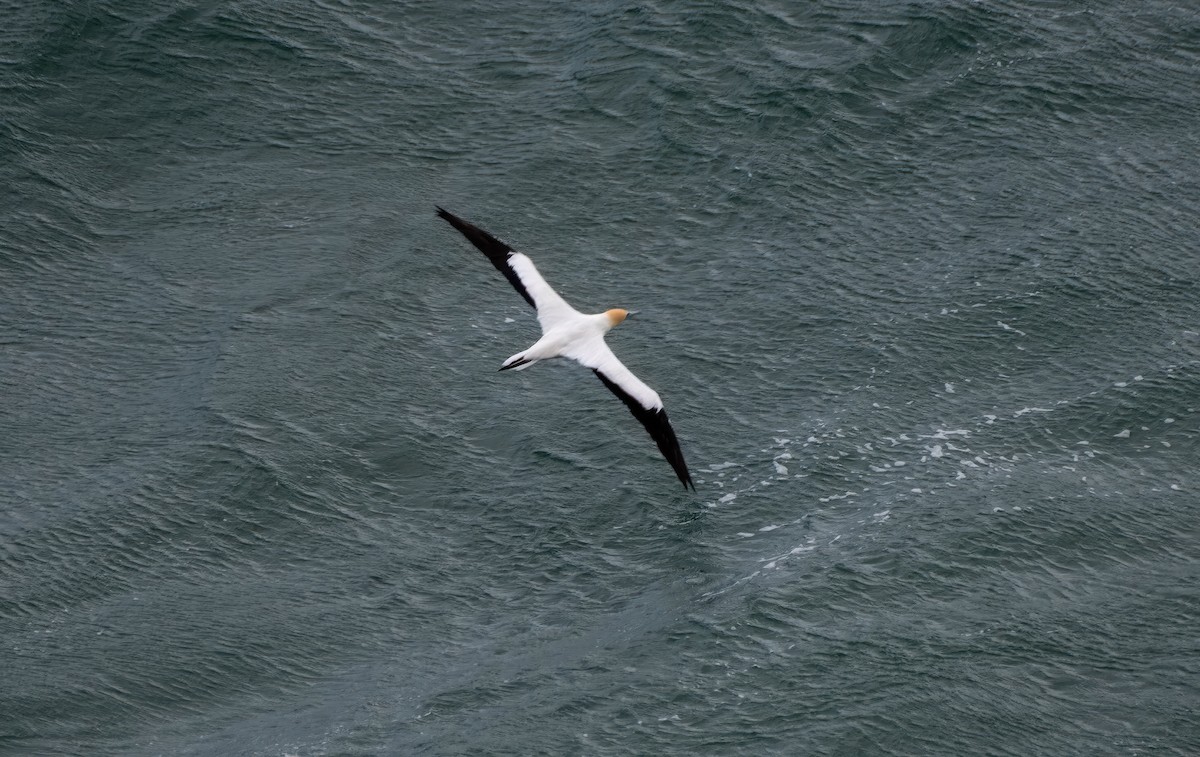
[3,1,1199,755]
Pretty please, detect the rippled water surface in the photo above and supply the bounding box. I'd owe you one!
[3,1,1199,754]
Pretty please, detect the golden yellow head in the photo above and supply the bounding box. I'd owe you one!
[604,308,629,326]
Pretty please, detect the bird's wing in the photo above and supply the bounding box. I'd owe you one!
[562,336,694,490]
[436,207,578,331]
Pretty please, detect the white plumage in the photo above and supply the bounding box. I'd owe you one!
[437,207,693,490]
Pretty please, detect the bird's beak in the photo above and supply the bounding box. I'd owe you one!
[626,309,640,317]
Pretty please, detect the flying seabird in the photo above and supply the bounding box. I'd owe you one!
[436,207,694,490]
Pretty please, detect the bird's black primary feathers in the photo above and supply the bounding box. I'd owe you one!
[435,206,536,309]
[593,369,695,491]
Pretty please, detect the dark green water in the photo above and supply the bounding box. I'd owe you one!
[3,1,1199,755]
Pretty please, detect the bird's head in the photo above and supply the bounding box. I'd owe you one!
[605,308,631,327]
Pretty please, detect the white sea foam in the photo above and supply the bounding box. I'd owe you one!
[924,428,970,439]
[1013,407,1052,417]
[713,376,1180,593]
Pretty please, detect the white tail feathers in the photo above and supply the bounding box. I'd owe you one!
[500,352,535,371]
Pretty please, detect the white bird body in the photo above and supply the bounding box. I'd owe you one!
[437,208,692,489]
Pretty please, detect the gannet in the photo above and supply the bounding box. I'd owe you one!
[436,207,694,490]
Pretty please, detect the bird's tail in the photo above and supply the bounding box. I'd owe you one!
[499,352,535,371]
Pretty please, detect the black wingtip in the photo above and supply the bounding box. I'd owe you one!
[679,468,696,491]
[435,206,468,229]
[592,369,694,491]
[436,208,538,310]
